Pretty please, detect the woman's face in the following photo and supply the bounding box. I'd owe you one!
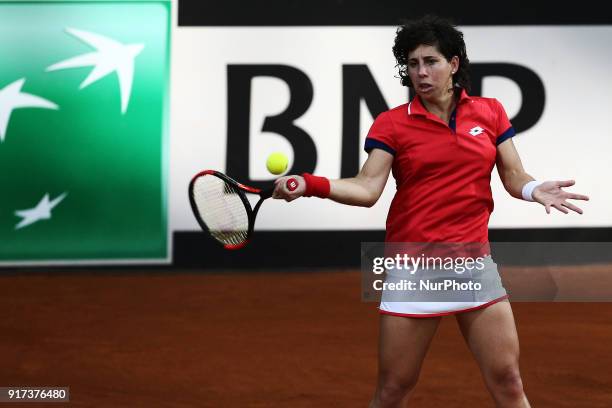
[407,44,458,101]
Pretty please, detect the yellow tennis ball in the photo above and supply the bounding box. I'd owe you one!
[266,152,288,175]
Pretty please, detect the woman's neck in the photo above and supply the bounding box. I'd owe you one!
[421,88,456,123]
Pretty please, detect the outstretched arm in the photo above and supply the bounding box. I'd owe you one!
[496,139,589,214]
[496,139,535,199]
[272,148,394,207]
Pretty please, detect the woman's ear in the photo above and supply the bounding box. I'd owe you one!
[451,56,459,74]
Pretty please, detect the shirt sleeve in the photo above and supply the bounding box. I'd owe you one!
[364,111,397,156]
[494,99,515,146]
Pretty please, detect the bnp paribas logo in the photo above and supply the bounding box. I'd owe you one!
[1,28,144,229]
[46,28,144,115]
[0,2,169,264]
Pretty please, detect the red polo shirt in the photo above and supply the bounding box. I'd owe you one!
[365,89,514,244]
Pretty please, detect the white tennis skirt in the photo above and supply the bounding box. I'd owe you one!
[379,255,508,318]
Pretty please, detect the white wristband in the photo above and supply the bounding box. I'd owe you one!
[522,180,544,201]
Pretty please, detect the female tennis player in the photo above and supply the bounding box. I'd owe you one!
[272,15,588,407]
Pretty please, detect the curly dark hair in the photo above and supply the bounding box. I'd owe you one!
[392,15,470,93]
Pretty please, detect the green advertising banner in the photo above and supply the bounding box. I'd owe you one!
[0,0,170,264]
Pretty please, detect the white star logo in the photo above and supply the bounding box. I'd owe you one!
[46,28,144,114]
[0,78,58,143]
[469,126,484,136]
[15,193,68,230]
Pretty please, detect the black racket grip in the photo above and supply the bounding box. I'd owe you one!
[260,187,274,199]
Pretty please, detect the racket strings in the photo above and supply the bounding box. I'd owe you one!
[192,176,250,246]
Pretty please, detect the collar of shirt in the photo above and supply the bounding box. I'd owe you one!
[407,88,472,118]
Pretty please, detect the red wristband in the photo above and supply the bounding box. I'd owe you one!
[302,173,330,198]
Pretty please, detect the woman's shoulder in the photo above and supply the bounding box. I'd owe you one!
[380,103,410,122]
[468,95,504,110]
[464,95,507,122]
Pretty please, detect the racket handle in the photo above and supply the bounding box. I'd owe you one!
[286,178,299,192]
[260,187,274,199]
[260,177,299,199]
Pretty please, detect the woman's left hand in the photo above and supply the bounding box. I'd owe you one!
[532,180,589,214]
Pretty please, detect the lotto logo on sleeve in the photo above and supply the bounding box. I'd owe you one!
[0,1,170,264]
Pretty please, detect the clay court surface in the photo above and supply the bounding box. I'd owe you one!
[1,267,612,407]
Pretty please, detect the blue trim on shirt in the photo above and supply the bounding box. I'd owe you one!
[364,138,396,156]
[449,108,457,133]
[496,127,516,146]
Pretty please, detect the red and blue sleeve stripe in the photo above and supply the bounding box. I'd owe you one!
[364,138,396,155]
[496,126,515,146]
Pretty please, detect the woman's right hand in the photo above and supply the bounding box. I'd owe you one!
[272,175,306,202]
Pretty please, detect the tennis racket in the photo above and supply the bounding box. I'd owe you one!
[189,170,299,250]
